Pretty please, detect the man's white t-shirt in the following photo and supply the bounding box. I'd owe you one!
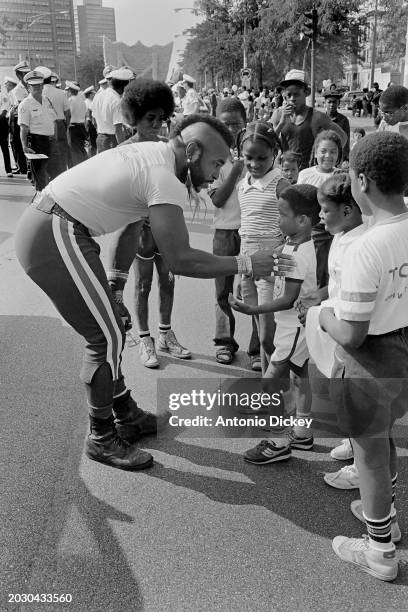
[92,87,122,134]
[325,224,367,306]
[43,141,190,236]
[297,166,336,189]
[274,239,317,327]
[336,212,408,334]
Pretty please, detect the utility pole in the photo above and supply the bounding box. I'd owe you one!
[370,0,379,86]
[304,6,318,106]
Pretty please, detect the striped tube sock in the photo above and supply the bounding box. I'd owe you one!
[363,512,394,551]
[87,402,113,419]
[391,473,397,516]
[159,324,171,335]
[139,330,150,339]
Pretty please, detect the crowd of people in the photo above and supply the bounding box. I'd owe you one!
[2,60,407,583]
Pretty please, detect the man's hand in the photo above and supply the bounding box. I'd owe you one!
[277,100,295,127]
[250,250,295,278]
[111,289,132,332]
[228,293,254,315]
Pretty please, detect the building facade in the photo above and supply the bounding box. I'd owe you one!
[0,0,76,78]
[76,0,115,54]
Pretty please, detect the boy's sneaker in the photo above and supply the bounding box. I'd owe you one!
[324,463,359,489]
[288,430,314,450]
[332,535,398,582]
[158,330,191,359]
[350,499,402,543]
[331,438,353,461]
[139,336,159,368]
[244,440,291,464]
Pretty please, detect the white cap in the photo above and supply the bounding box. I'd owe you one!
[14,60,31,73]
[65,80,80,91]
[109,68,134,81]
[83,85,95,95]
[280,69,308,87]
[4,75,18,85]
[182,73,196,84]
[50,72,59,82]
[23,70,44,85]
[103,65,117,78]
[35,66,52,79]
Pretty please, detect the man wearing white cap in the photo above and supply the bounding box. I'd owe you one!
[84,86,97,157]
[37,66,71,178]
[93,67,133,153]
[271,69,347,171]
[182,74,200,116]
[10,61,31,174]
[66,80,88,166]
[18,70,57,192]
[0,77,17,176]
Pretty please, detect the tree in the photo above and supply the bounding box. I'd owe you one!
[76,48,105,88]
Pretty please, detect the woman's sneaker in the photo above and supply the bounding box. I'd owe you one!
[139,336,159,368]
[350,499,402,543]
[324,463,359,489]
[331,439,353,461]
[158,330,191,359]
[332,535,398,582]
[243,440,291,464]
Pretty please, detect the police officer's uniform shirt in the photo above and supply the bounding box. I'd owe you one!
[43,84,69,120]
[69,94,87,123]
[10,81,28,106]
[337,212,408,334]
[43,140,190,236]
[92,87,122,134]
[0,89,10,117]
[18,93,56,136]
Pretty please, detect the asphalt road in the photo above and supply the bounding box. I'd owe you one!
[1,140,407,612]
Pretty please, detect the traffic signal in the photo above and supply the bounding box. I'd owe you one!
[303,8,318,41]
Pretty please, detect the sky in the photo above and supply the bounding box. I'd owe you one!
[74,0,201,47]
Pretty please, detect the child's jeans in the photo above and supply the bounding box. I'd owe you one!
[240,234,284,306]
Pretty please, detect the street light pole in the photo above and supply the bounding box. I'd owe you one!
[24,11,69,69]
[370,0,378,87]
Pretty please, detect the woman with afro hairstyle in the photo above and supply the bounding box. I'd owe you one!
[109,78,191,368]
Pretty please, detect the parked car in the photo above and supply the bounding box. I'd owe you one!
[340,90,364,110]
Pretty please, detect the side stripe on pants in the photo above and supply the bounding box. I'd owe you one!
[52,215,123,380]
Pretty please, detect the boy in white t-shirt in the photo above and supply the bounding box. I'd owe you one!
[319,131,408,582]
[229,184,320,463]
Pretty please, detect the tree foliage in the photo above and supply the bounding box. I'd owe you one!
[182,0,371,89]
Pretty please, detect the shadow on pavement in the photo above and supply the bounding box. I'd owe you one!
[0,315,144,611]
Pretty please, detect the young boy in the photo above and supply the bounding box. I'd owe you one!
[279,150,301,185]
[229,184,320,463]
[319,131,408,581]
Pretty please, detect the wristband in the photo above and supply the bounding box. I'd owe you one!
[107,269,129,291]
[113,290,124,304]
[235,254,253,276]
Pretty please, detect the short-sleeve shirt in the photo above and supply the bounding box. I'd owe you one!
[336,212,408,334]
[43,84,69,120]
[237,168,284,238]
[209,157,242,230]
[9,81,28,107]
[182,88,200,115]
[44,140,190,236]
[18,94,56,136]
[274,239,317,327]
[93,87,122,134]
[297,166,336,188]
[69,94,87,123]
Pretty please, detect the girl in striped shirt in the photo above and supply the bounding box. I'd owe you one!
[237,121,290,372]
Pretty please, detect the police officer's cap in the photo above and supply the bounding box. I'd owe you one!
[103,65,117,78]
[4,75,18,85]
[23,70,45,85]
[14,60,31,73]
[83,85,95,95]
[65,80,80,91]
[35,66,52,79]
[109,68,134,81]
[182,73,196,84]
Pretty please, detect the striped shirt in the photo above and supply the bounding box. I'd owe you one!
[238,168,284,238]
[336,212,408,334]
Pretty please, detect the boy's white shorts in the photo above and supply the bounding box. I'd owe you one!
[270,325,309,367]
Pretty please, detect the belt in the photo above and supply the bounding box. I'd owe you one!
[50,202,84,227]
[70,122,85,126]
[98,132,115,136]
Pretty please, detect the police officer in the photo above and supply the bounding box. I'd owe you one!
[18,70,57,192]
[1,76,17,177]
[10,61,30,175]
[36,66,71,178]
[66,80,88,166]
[93,67,133,153]
[83,85,97,157]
